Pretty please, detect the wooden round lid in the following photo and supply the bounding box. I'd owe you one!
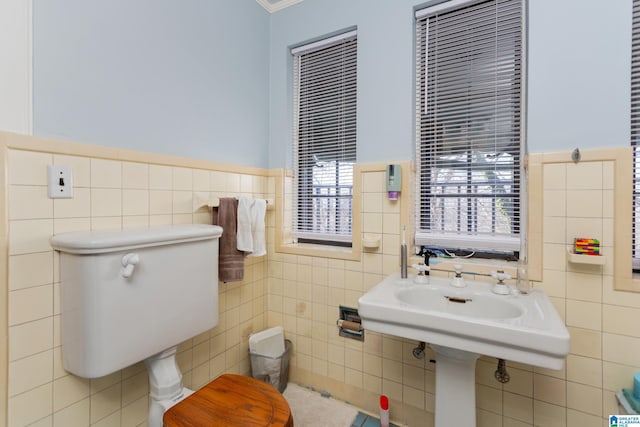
[163,374,293,427]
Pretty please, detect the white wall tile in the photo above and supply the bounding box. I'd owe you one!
[9,150,52,185]
[9,317,54,362]
[9,186,52,220]
[603,333,640,366]
[9,252,54,291]
[566,190,602,218]
[9,219,54,255]
[54,187,91,218]
[8,383,53,426]
[8,349,54,396]
[9,285,53,325]
[149,165,172,190]
[122,162,149,190]
[566,162,602,190]
[53,398,90,427]
[543,164,566,191]
[91,159,122,188]
[91,189,122,217]
[52,374,90,412]
[149,190,172,215]
[122,189,149,216]
[172,167,192,191]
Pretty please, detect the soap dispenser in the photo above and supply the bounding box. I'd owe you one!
[386,164,402,200]
[450,265,466,288]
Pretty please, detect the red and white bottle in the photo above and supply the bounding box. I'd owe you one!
[380,395,389,427]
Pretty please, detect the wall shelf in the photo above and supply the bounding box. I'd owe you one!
[567,250,606,266]
[362,234,381,249]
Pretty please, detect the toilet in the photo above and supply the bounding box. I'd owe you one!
[164,374,293,426]
[50,225,292,427]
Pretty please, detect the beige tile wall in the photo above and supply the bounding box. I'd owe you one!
[6,148,270,426]
[6,140,640,427]
[267,155,640,427]
[267,168,445,425]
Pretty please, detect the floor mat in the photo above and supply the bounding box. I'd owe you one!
[283,383,358,427]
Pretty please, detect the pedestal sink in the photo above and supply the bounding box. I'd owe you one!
[358,273,570,426]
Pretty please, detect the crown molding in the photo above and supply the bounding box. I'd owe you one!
[256,0,303,13]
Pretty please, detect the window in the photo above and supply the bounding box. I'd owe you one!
[632,0,640,271]
[415,0,524,254]
[292,31,357,245]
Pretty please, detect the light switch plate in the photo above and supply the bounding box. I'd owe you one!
[47,165,73,198]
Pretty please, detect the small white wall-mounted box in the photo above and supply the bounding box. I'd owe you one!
[47,165,73,198]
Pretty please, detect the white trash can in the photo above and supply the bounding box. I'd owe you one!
[249,326,291,393]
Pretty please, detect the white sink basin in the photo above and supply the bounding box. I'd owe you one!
[396,286,524,320]
[358,273,569,370]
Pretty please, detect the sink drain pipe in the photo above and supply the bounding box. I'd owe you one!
[412,342,426,359]
[411,343,511,384]
[494,359,510,383]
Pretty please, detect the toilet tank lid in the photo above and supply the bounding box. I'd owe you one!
[50,224,223,254]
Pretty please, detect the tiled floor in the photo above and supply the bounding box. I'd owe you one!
[350,412,401,427]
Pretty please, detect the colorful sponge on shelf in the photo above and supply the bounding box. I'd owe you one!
[574,238,600,255]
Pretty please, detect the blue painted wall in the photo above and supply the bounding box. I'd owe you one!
[527,0,632,153]
[268,0,633,168]
[269,0,419,168]
[32,0,633,168]
[33,0,270,167]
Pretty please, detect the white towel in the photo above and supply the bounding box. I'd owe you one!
[236,197,267,257]
[236,197,254,253]
[249,198,267,257]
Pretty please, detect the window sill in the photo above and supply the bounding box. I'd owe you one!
[276,241,361,261]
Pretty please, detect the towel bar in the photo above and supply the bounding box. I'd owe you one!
[193,194,274,211]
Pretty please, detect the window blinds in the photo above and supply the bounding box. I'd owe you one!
[415,0,523,252]
[632,0,640,269]
[292,31,357,243]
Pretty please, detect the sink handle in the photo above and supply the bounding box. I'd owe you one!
[491,270,511,284]
[454,264,463,277]
[491,270,512,295]
[412,263,430,273]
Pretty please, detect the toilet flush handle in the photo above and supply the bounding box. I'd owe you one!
[121,253,140,278]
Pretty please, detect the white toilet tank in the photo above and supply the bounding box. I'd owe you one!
[50,224,222,378]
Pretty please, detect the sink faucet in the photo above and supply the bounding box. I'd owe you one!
[418,247,438,275]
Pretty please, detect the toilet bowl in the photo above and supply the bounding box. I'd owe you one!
[164,374,293,427]
[50,225,292,426]
[144,345,293,427]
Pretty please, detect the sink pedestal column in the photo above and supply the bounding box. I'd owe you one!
[432,345,480,427]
